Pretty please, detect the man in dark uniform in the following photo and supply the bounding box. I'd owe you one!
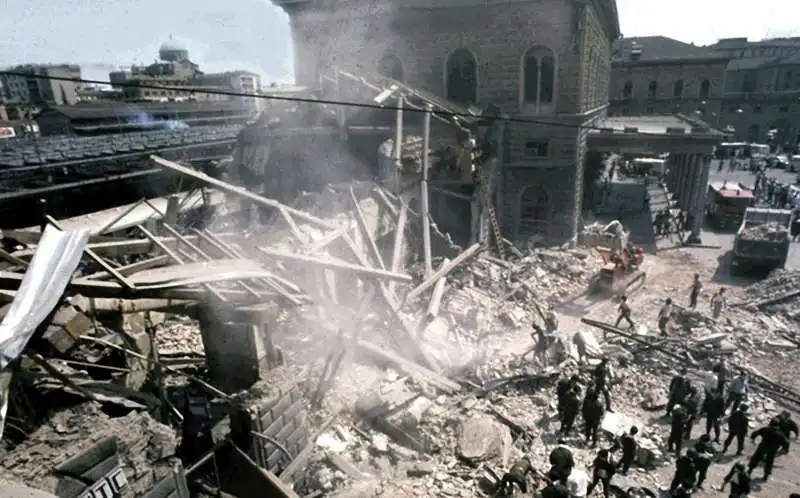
[719,461,750,498]
[703,388,725,443]
[670,448,697,493]
[747,419,790,481]
[610,426,639,474]
[668,403,689,456]
[683,385,701,440]
[615,295,634,329]
[586,449,616,498]
[593,357,612,411]
[559,388,580,441]
[540,483,570,498]
[772,410,799,454]
[495,456,534,495]
[689,274,702,309]
[547,446,575,484]
[556,375,580,421]
[721,403,749,456]
[692,434,717,490]
[582,386,605,447]
[667,368,689,417]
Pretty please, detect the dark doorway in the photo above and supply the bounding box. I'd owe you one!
[446,49,477,104]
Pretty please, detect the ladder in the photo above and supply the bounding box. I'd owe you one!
[477,172,506,260]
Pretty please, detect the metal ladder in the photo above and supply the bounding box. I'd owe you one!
[477,169,506,260]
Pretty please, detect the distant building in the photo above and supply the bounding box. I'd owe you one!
[610,35,800,150]
[109,39,262,110]
[35,100,256,136]
[0,64,82,106]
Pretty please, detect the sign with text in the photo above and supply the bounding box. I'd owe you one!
[77,467,128,498]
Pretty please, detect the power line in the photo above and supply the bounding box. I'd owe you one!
[1,69,607,132]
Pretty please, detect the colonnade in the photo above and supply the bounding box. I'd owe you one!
[664,152,711,243]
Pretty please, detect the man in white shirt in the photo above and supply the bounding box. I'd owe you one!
[703,367,719,396]
[658,298,673,337]
[566,467,589,497]
[710,288,727,319]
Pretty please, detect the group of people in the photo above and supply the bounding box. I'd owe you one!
[614,274,728,334]
[653,209,692,240]
[666,362,799,496]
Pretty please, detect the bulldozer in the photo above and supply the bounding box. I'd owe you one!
[581,220,646,296]
[589,242,646,296]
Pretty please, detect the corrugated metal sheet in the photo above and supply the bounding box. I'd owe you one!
[0,226,89,369]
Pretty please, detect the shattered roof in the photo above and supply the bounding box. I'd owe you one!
[612,36,726,63]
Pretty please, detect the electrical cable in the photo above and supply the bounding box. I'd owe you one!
[0,69,689,136]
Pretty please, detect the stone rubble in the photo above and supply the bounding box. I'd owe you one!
[737,222,789,241]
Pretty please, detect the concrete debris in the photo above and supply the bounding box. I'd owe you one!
[455,415,512,465]
[738,222,789,241]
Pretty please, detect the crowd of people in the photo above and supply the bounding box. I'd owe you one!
[491,273,797,497]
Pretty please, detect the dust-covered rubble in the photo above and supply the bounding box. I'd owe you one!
[738,222,789,241]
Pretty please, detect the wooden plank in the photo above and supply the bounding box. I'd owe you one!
[405,243,482,302]
[356,339,460,394]
[257,247,412,283]
[151,156,335,229]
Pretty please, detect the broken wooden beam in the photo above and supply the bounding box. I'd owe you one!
[84,254,170,280]
[257,247,412,283]
[405,243,482,302]
[387,201,408,295]
[427,258,449,318]
[349,187,386,269]
[151,155,335,230]
[356,339,460,394]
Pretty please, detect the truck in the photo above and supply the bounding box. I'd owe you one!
[732,207,793,271]
[706,181,753,231]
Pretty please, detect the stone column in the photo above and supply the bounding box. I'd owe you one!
[676,154,688,210]
[664,155,676,191]
[684,154,699,216]
[688,154,711,243]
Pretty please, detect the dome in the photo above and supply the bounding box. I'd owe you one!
[159,38,189,61]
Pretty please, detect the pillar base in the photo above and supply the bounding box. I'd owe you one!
[685,234,702,245]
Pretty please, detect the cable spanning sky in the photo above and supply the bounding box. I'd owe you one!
[1,0,797,84]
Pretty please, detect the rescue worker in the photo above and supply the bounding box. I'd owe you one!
[667,368,690,416]
[540,483,570,498]
[658,297,673,337]
[566,466,589,498]
[747,419,790,481]
[670,448,697,493]
[668,404,689,456]
[719,462,751,498]
[560,388,581,441]
[548,446,575,484]
[556,375,581,423]
[772,410,798,454]
[581,386,604,447]
[610,426,638,474]
[586,449,616,498]
[495,456,535,495]
[692,434,716,490]
[726,371,748,412]
[614,294,634,329]
[703,388,725,443]
[721,403,750,456]
[689,274,702,309]
[683,385,701,440]
[592,357,612,412]
[710,288,726,319]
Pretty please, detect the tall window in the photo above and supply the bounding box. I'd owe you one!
[519,186,550,235]
[522,47,556,106]
[622,81,633,99]
[747,124,760,143]
[445,49,477,104]
[647,81,658,99]
[673,80,684,98]
[377,53,404,80]
[699,79,711,99]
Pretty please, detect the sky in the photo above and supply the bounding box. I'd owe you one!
[1,0,798,85]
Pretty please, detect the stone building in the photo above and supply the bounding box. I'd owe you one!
[272,0,620,244]
[610,35,800,150]
[609,36,729,120]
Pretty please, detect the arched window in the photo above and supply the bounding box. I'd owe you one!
[377,53,404,80]
[446,49,477,104]
[699,79,711,100]
[647,81,658,99]
[622,81,633,99]
[521,47,556,106]
[519,186,550,235]
[673,80,684,98]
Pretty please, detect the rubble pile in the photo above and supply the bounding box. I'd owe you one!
[738,222,789,241]
[0,404,176,495]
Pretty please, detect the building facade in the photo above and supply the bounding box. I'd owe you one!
[109,41,262,111]
[610,36,800,150]
[272,0,619,244]
[0,64,82,107]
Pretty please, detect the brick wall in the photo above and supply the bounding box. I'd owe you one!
[282,0,615,244]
